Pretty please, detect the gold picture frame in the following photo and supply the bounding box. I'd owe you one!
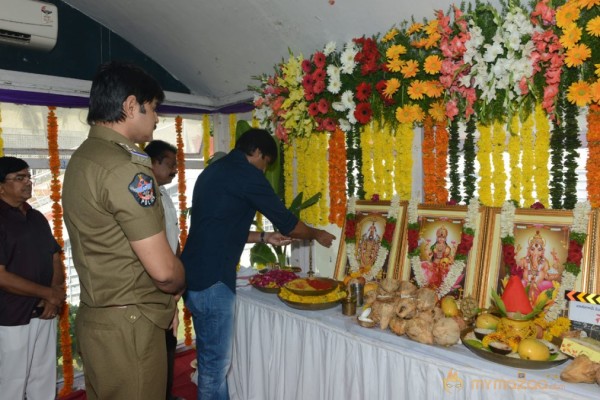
[479,207,596,309]
[333,200,408,282]
[395,203,488,299]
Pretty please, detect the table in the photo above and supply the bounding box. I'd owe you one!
[227,288,598,400]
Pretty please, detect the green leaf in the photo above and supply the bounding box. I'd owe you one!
[235,120,252,141]
[264,137,283,197]
[249,243,277,267]
[490,290,507,317]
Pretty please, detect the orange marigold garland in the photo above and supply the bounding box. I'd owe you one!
[587,105,600,207]
[175,116,193,346]
[328,127,347,227]
[46,107,74,396]
[422,116,436,202]
[434,118,449,204]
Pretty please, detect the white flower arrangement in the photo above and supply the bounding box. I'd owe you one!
[499,201,516,240]
[407,197,419,224]
[464,197,480,231]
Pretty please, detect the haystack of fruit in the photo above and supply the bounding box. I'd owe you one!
[356,279,478,346]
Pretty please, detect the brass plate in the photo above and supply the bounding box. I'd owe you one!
[251,283,280,294]
[278,296,341,311]
[283,277,339,296]
[461,329,569,370]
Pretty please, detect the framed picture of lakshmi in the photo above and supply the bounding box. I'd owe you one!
[395,201,487,301]
[479,205,596,311]
[333,198,408,282]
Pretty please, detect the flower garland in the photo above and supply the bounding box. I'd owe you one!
[360,123,376,200]
[396,122,413,200]
[508,115,522,205]
[520,112,534,207]
[283,141,295,207]
[433,118,449,204]
[46,107,74,396]
[549,87,566,208]
[229,114,237,149]
[407,197,479,298]
[492,120,507,206]
[533,103,550,207]
[202,114,211,162]
[463,118,477,202]
[477,123,493,205]
[587,104,600,207]
[328,127,347,227]
[175,116,193,346]
[447,118,461,202]
[344,196,400,281]
[563,72,581,210]
[499,200,591,321]
[422,115,436,203]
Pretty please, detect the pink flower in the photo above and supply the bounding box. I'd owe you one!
[519,77,529,96]
[317,98,329,114]
[323,118,336,132]
[301,59,312,73]
[313,80,325,94]
[312,68,326,82]
[313,52,326,68]
[445,100,458,120]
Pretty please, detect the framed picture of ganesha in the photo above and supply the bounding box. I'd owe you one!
[333,200,408,282]
[395,203,487,301]
[479,207,595,310]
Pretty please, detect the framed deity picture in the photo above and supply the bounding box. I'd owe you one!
[479,205,596,310]
[395,201,487,300]
[333,199,408,282]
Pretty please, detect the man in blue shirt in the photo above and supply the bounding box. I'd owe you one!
[182,128,335,400]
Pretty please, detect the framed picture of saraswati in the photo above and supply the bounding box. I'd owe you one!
[333,198,408,282]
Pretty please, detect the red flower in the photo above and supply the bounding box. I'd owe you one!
[407,229,419,251]
[354,102,373,124]
[312,68,326,82]
[456,233,474,255]
[302,74,315,90]
[313,80,325,94]
[308,102,319,117]
[567,249,582,265]
[383,222,395,243]
[530,202,545,209]
[323,118,336,132]
[345,219,356,239]
[317,98,329,114]
[446,199,458,206]
[301,59,313,73]
[355,82,372,101]
[313,52,326,68]
[371,194,380,201]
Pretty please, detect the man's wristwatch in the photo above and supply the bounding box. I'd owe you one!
[260,231,266,243]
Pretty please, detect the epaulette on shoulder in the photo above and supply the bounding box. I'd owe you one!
[114,142,152,167]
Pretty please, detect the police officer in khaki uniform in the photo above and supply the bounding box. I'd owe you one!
[62,62,185,400]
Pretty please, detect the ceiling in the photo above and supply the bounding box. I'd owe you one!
[61,0,500,107]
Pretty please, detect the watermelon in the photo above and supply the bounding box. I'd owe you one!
[501,275,533,315]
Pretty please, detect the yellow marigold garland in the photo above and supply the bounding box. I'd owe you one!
[422,115,436,202]
[396,122,413,200]
[0,104,4,157]
[534,103,551,207]
[492,120,507,206]
[202,114,211,162]
[328,127,346,227]
[174,116,193,346]
[316,133,329,225]
[229,114,237,150]
[587,104,600,207]
[361,124,375,199]
[46,107,73,397]
[477,123,493,206]
[372,120,386,197]
[521,112,535,207]
[434,118,449,204]
[508,115,522,205]
[283,141,294,207]
[295,134,328,225]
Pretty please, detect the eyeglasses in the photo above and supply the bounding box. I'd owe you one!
[4,174,34,183]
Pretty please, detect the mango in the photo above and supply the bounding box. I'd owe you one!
[441,296,459,317]
[475,313,500,330]
[518,338,550,361]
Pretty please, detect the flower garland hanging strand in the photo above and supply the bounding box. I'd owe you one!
[434,118,449,204]
[328,127,347,227]
[549,81,566,209]
[521,111,535,207]
[587,104,600,207]
[463,118,477,202]
[397,122,413,200]
[361,124,375,200]
[46,107,74,396]
[562,69,581,210]
[346,129,357,198]
[283,141,295,207]
[202,114,211,162]
[229,114,237,150]
[492,120,507,207]
[477,123,493,206]
[508,115,522,205]
[422,115,436,203]
[533,103,550,207]
[447,117,461,203]
[175,116,193,346]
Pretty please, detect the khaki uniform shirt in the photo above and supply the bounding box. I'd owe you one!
[63,125,175,329]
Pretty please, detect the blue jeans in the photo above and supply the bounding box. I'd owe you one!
[185,282,235,400]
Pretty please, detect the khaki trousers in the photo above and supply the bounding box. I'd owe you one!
[75,304,167,400]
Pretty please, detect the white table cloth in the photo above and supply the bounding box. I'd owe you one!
[227,288,598,400]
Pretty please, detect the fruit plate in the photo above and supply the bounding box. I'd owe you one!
[251,283,280,294]
[461,329,569,370]
[283,277,340,296]
[278,296,341,311]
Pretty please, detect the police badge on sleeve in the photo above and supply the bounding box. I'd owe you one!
[128,173,156,207]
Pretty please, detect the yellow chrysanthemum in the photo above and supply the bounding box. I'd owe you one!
[407,80,426,100]
[595,64,600,77]
[579,0,600,10]
[590,81,600,103]
[383,78,401,98]
[556,3,580,28]
[424,19,439,35]
[423,80,444,98]
[406,22,424,35]
[428,101,446,122]
[401,60,419,78]
[386,58,405,73]
[386,44,407,60]
[410,38,428,48]
[586,16,600,37]
[382,28,399,43]
[565,43,592,67]
[566,80,592,106]
[560,23,582,49]
[424,55,442,74]
[424,33,441,49]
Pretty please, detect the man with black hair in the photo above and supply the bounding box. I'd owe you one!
[182,128,335,400]
[0,156,65,400]
[62,61,185,400]
[145,139,185,400]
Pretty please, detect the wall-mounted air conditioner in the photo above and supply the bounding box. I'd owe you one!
[0,0,58,52]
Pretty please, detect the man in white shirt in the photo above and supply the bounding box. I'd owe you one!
[145,140,183,400]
